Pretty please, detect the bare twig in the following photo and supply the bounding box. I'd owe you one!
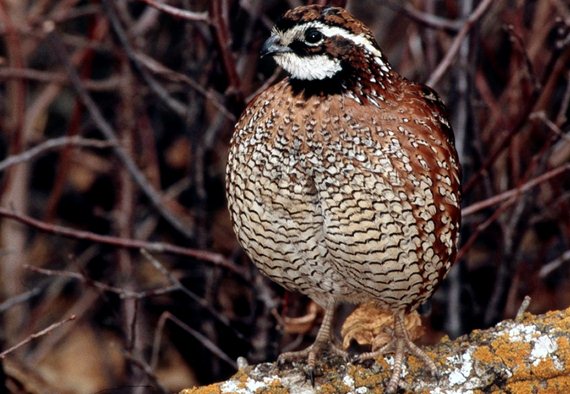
[140,249,248,340]
[530,111,570,141]
[504,24,541,92]
[133,52,235,121]
[515,296,532,321]
[152,311,238,369]
[0,206,244,276]
[0,287,42,314]
[47,28,194,239]
[427,0,494,86]
[25,265,180,299]
[0,67,122,90]
[210,0,243,102]
[0,136,113,172]
[0,315,76,359]
[123,350,169,394]
[384,0,461,32]
[464,21,570,194]
[462,164,570,216]
[539,250,570,278]
[139,0,209,22]
[456,198,516,262]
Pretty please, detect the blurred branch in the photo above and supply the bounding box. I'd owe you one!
[0,136,113,172]
[140,249,248,341]
[384,0,461,32]
[426,0,494,86]
[134,52,235,121]
[0,68,122,90]
[540,250,570,278]
[48,28,194,239]
[139,0,209,22]
[0,206,244,276]
[123,350,168,394]
[0,287,42,314]
[457,197,514,262]
[531,111,570,141]
[210,0,243,104]
[0,315,76,359]
[153,311,238,369]
[505,24,540,92]
[102,0,190,118]
[25,265,180,300]
[462,163,570,216]
[464,18,570,194]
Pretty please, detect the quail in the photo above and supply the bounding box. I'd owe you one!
[225,5,461,393]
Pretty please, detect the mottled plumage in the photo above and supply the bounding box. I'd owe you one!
[226,5,461,393]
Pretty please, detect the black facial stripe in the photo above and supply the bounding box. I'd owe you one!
[289,39,324,57]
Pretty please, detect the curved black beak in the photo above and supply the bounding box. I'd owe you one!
[260,34,291,57]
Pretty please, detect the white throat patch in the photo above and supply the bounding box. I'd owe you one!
[274,52,341,80]
[272,21,390,80]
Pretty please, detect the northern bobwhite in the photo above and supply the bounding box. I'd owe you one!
[226,5,461,392]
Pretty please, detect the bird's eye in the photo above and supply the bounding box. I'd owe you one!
[304,28,323,45]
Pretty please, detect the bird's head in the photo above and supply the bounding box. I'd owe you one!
[261,5,392,82]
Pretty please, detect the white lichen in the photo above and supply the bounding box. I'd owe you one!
[220,375,279,394]
[342,374,355,389]
[504,323,537,342]
[530,334,561,369]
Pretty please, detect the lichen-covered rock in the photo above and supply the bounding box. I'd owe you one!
[180,307,570,393]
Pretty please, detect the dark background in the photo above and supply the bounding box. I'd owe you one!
[0,0,568,392]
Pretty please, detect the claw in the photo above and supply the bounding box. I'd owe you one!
[275,302,349,386]
[358,313,438,394]
[308,367,316,386]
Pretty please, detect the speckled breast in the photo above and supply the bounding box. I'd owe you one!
[226,79,461,311]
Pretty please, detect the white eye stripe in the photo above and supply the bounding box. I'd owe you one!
[276,21,390,72]
[304,22,383,57]
[279,22,382,58]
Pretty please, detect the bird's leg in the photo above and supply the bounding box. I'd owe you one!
[359,312,437,394]
[278,302,348,382]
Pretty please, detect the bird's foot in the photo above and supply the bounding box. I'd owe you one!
[278,341,349,385]
[358,331,437,393]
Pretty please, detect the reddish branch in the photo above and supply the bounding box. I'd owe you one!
[385,0,460,31]
[210,0,243,104]
[427,0,494,87]
[139,0,208,22]
[463,19,570,194]
[0,1,26,195]
[48,28,194,239]
[462,164,570,216]
[0,207,244,277]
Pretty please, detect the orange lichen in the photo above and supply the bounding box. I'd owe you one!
[179,307,570,393]
[178,383,221,394]
[556,336,570,363]
[505,375,570,394]
[490,335,532,373]
[473,345,495,364]
[257,379,288,394]
[348,362,386,389]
